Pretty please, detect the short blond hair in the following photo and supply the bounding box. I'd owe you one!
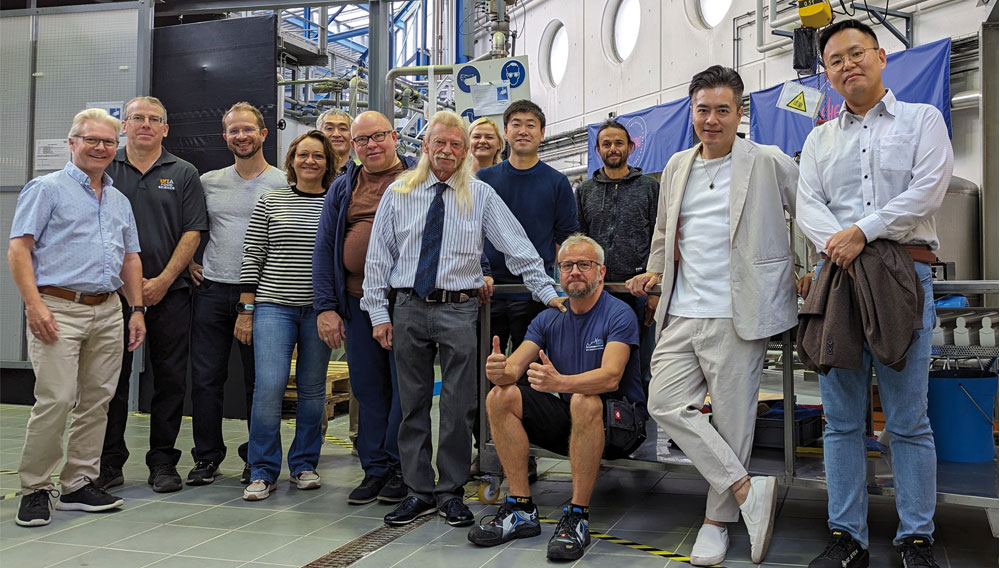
[468,117,504,166]
[125,96,168,123]
[68,108,121,138]
[223,101,265,131]
[559,233,605,265]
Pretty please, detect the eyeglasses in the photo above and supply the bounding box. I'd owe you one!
[126,114,165,125]
[226,126,260,136]
[824,47,879,72]
[73,136,118,149]
[558,260,600,273]
[352,130,393,146]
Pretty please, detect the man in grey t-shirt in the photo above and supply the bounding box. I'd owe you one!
[186,102,288,486]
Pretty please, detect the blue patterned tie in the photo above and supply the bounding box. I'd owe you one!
[413,182,447,298]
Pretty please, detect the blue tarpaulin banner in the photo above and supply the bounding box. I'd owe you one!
[749,37,952,157]
[587,96,693,176]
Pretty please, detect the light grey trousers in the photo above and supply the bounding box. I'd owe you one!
[647,315,767,522]
[391,292,479,506]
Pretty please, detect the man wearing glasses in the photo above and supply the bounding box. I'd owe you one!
[797,20,952,568]
[10,108,145,526]
[185,102,287,486]
[468,234,645,561]
[95,96,208,494]
[313,111,416,505]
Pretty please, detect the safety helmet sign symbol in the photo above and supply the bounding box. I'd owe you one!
[457,65,481,94]
[501,60,526,88]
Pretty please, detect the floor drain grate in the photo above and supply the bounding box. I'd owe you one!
[302,515,434,568]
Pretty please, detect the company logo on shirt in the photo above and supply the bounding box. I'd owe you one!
[158,178,176,191]
[585,338,605,352]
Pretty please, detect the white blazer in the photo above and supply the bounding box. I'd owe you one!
[648,136,800,341]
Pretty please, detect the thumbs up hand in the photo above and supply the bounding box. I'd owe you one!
[485,335,508,384]
[527,349,562,393]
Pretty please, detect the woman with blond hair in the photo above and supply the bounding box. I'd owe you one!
[468,117,503,174]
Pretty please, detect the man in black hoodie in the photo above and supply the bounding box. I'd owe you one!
[576,120,659,380]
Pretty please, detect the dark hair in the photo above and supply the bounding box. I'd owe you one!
[503,99,546,130]
[819,19,879,56]
[688,65,744,105]
[284,130,337,189]
[595,120,632,146]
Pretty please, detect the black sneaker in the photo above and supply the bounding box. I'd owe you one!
[808,530,869,568]
[377,468,406,503]
[468,497,541,547]
[546,506,590,561]
[186,460,219,486]
[16,489,57,527]
[896,535,940,567]
[384,495,436,525]
[240,462,251,485]
[93,464,124,490]
[147,464,183,493]
[438,497,474,527]
[56,482,124,512]
[348,474,387,505]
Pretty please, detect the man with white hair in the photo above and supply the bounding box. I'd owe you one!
[9,108,146,527]
[316,109,354,177]
[362,110,564,527]
[468,233,646,561]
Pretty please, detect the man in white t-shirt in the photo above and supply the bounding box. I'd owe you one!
[186,102,289,486]
[627,66,798,566]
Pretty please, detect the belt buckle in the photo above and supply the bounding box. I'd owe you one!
[73,291,83,303]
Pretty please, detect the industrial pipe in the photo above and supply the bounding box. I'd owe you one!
[952,90,982,111]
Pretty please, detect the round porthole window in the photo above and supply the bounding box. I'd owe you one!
[540,20,569,87]
[603,0,640,63]
[698,0,732,28]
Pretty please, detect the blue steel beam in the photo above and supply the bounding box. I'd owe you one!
[285,15,367,52]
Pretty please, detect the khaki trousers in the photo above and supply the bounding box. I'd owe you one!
[648,315,767,522]
[19,293,123,493]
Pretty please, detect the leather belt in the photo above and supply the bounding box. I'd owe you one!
[38,286,113,305]
[820,244,934,265]
[397,288,477,303]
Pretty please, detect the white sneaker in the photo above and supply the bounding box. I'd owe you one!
[690,524,729,566]
[290,471,321,490]
[739,476,778,564]
[243,479,274,501]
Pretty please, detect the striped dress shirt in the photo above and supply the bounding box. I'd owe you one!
[361,172,558,326]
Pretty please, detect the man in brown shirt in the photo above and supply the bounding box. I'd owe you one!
[312,111,417,505]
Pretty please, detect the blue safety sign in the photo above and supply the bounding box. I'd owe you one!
[456,65,481,94]
[500,60,526,88]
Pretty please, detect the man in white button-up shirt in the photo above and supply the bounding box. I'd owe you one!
[797,19,952,568]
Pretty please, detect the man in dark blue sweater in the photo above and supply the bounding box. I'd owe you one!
[478,100,578,353]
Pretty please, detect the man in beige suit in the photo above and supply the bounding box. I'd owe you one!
[627,66,798,566]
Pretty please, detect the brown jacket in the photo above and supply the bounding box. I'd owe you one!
[797,239,924,374]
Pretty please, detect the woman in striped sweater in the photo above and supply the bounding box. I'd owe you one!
[237,131,337,501]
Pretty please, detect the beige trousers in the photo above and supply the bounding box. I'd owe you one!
[648,315,767,522]
[19,293,123,493]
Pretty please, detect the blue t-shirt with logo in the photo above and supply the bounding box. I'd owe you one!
[524,290,644,406]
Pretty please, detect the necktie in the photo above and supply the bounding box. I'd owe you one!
[413,182,447,298]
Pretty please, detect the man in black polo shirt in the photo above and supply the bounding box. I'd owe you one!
[95,96,208,493]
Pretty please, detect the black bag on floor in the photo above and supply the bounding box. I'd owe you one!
[603,398,647,459]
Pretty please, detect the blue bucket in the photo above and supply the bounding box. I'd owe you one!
[927,370,997,463]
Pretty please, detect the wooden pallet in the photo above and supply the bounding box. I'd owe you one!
[283,361,351,419]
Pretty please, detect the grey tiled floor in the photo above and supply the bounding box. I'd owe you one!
[0,402,996,567]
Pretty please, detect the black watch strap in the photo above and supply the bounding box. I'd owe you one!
[132,306,147,314]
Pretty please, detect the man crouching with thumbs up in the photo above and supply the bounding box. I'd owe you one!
[468,234,648,561]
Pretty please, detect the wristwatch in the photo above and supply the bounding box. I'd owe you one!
[236,302,255,314]
[131,306,147,314]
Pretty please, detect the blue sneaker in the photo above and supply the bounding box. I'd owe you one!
[467,497,541,547]
[546,506,590,560]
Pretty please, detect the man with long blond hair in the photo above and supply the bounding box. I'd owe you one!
[362,110,565,527]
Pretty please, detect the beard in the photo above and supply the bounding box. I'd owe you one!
[602,153,627,168]
[229,140,262,159]
[564,278,600,299]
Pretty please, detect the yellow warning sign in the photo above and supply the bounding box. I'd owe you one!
[786,91,808,112]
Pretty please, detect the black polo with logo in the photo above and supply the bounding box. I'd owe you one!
[108,148,208,292]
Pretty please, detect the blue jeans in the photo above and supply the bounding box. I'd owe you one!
[344,295,401,477]
[818,260,936,547]
[248,303,332,482]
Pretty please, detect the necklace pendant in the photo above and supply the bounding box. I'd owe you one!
[709,183,715,189]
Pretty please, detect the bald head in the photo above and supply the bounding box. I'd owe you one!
[351,111,399,173]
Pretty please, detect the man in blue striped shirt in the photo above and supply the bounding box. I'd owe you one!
[362,110,564,527]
